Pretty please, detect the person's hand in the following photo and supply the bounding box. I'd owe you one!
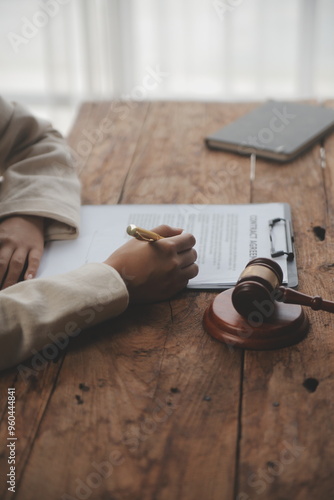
[0,215,45,289]
[104,225,198,303]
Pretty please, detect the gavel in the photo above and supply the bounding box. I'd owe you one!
[232,257,334,318]
[203,257,333,349]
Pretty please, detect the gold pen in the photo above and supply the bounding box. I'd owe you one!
[127,224,164,242]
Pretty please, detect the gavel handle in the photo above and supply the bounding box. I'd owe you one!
[278,286,334,313]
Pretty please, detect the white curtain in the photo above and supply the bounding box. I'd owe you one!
[1,0,334,133]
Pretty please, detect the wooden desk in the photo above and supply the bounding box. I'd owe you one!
[1,101,334,500]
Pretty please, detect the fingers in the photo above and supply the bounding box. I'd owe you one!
[0,216,45,289]
[155,230,198,278]
[156,231,196,254]
[151,225,183,238]
[178,247,198,269]
[0,248,43,289]
[148,225,196,253]
[24,248,43,280]
[0,247,14,287]
[1,249,27,289]
[168,261,199,297]
[182,262,199,280]
[172,232,196,252]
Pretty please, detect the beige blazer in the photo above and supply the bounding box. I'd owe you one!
[0,97,129,373]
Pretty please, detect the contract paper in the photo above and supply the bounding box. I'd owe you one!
[37,203,296,288]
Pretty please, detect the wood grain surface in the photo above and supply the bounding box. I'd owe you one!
[0,101,333,500]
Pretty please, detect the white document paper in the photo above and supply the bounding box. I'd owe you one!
[37,203,295,288]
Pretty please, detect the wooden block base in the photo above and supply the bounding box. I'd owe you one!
[203,289,309,350]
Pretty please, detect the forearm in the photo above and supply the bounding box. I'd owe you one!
[0,96,81,240]
[0,263,129,371]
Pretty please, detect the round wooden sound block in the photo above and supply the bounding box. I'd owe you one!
[203,289,309,350]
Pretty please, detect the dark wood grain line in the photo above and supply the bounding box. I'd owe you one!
[233,349,245,500]
[0,359,65,500]
[117,101,151,205]
[14,358,65,499]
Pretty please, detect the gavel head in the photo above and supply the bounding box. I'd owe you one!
[231,258,284,318]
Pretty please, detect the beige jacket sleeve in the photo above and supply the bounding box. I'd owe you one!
[0,96,81,240]
[0,263,129,372]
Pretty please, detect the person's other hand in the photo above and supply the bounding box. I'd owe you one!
[105,225,198,303]
[0,215,45,289]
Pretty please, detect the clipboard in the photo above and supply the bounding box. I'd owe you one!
[267,203,297,287]
[37,203,298,289]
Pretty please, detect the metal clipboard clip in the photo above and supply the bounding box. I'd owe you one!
[268,218,294,262]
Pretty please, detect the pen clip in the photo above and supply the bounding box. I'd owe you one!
[268,218,294,262]
[134,230,157,242]
[127,224,163,242]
